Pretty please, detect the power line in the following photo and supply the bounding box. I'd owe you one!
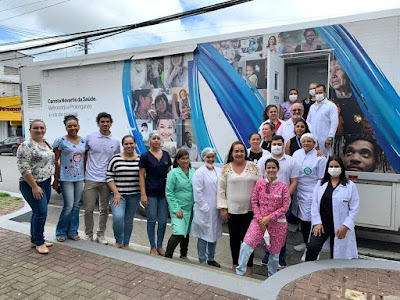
[0,0,54,13]
[0,0,252,53]
[0,0,71,22]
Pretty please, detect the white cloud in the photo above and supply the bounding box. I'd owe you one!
[0,0,399,60]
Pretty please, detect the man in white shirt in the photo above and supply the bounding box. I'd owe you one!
[257,135,299,267]
[180,132,201,161]
[277,102,304,144]
[306,84,339,155]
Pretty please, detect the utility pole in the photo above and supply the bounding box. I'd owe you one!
[84,38,88,55]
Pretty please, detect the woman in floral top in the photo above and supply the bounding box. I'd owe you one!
[236,158,290,277]
[17,120,55,254]
[217,141,261,275]
[53,115,86,242]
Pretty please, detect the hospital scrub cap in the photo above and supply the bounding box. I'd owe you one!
[300,133,318,147]
[201,147,216,160]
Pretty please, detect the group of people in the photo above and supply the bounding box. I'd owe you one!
[17,91,360,277]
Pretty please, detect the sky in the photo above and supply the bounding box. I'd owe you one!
[0,0,399,61]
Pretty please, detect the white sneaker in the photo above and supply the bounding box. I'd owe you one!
[301,250,306,262]
[95,236,108,245]
[293,242,306,252]
[85,235,94,242]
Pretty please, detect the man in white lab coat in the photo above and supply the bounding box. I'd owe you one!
[306,85,339,155]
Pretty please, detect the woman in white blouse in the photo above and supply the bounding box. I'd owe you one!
[17,120,55,254]
[217,141,261,274]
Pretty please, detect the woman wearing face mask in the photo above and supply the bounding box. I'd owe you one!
[190,148,223,267]
[261,105,282,132]
[17,120,55,254]
[279,89,299,121]
[285,118,310,156]
[302,82,318,119]
[260,123,275,153]
[247,133,270,164]
[306,156,359,261]
[236,159,290,277]
[165,149,195,259]
[292,133,327,258]
[53,115,86,243]
[217,141,261,274]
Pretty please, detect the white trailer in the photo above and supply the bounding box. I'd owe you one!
[20,9,400,235]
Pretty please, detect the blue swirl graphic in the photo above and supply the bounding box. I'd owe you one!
[122,60,146,154]
[194,43,265,148]
[188,61,223,163]
[317,25,400,173]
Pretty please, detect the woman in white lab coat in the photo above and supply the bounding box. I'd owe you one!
[292,133,327,253]
[190,148,223,267]
[306,155,359,260]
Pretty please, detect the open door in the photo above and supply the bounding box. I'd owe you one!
[267,50,285,106]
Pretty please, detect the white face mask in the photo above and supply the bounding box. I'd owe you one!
[315,93,325,102]
[328,167,342,177]
[271,145,283,155]
[204,162,214,168]
[309,89,316,96]
[289,95,298,102]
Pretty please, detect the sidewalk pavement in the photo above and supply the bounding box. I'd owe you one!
[2,192,400,300]
[277,268,400,300]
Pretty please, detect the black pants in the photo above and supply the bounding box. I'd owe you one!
[227,212,254,267]
[305,226,335,261]
[165,234,189,258]
[301,220,312,244]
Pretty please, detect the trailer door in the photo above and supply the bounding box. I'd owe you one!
[267,50,284,106]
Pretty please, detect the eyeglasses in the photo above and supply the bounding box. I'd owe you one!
[291,109,303,112]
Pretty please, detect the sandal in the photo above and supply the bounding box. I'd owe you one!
[30,241,53,248]
[57,237,66,242]
[36,244,49,254]
[69,236,80,241]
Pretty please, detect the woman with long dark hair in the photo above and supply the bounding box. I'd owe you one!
[165,149,195,259]
[306,156,359,260]
[285,118,310,156]
[217,141,261,274]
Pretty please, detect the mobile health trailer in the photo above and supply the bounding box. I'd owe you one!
[20,8,400,234]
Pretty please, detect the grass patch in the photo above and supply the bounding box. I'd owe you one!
[0,196,23,210]
[0,192,10,197]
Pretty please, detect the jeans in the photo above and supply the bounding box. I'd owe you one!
[197,238,217,264]
[237,243,279,277]
[145,196,168,249]
[19,178,51,246]
[263,243,287,266]
[83,180,110,238]
[110,193,140,246]
[55,181,84,239]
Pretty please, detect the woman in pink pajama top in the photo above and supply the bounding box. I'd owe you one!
[236,158,290,277]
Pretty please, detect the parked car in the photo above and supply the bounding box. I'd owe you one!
[0,136,24,156]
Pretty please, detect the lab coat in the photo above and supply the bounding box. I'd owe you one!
[306,99,339,154]
[311,180,360,259]
[276,118,295,145]
[166,167,195,235]
[190,165,223,243]
[292,148,327,221]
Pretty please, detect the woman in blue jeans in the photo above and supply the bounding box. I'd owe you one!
[53,115,86,242]
[107,135,141,248]
[17,120,55,254]
[139,131,172,256]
